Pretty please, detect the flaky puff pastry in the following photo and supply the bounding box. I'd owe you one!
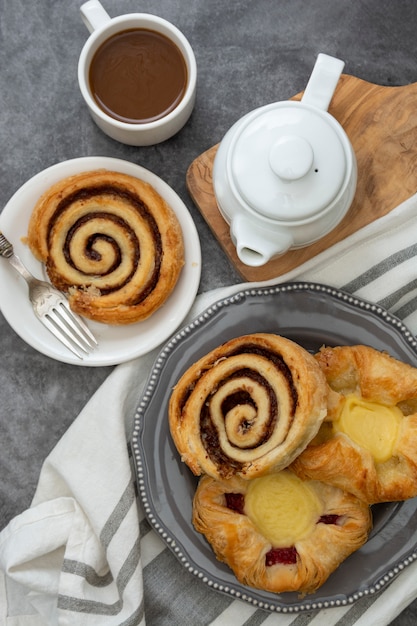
[169,333,328,480]
[27,169,184,324]
[193,471,372,595]
[291,345,417,504]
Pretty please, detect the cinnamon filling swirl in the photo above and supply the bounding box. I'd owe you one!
[27,170,184,325]
[169,333,328,480]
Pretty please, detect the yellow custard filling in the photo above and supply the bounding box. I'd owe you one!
[244,471,322,546]
[333,394,402,463]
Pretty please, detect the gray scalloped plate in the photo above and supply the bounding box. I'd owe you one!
[131,282,417,613]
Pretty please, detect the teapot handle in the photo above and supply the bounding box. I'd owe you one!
[301,53,345,111]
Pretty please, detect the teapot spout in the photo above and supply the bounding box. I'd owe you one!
[230,215,293,267]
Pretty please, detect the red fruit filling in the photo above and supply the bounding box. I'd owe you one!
[225,492,245,514]
[318,514,340,525]
[224,493,340,567]
[265,546,297,566]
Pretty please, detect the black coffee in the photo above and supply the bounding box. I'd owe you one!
[89,28,188,124]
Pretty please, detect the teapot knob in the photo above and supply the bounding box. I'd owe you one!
[269,135,314,181]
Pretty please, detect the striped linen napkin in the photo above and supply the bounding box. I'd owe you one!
[2,191,417,625]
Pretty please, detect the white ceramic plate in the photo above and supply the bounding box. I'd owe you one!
[0,157,201,366]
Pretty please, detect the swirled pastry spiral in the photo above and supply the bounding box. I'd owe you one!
[27,169,184,324]
[169,333,328,480]
[291,345,417,504]
[193,470,372,595]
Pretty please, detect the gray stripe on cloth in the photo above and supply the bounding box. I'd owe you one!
[241,609,301,625]
[241,610,271,626]
[341,243,417,294]
[378,278,417,313]
[139,516,152,537]
[57,480,141,616]
[61,559,113,586]
[143,547,233,625]
[100,480,136,548]
[118,601,145,626]
[58,594,122,615]
[118,535,142,595]
[242,608,333,626]
[249,592,383,626]
[331,589,386,625]
[57,536,141,614]
[59,480,136,589]
[287,612,322,626]
[57,595,144,624]
[391,293,417,321]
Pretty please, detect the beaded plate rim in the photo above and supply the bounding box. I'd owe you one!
[131,281,417,613]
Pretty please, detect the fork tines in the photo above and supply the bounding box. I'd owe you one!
[42,300,98,360]
[0,230,98,360]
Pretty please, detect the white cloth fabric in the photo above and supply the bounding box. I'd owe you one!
[2,192,417,625]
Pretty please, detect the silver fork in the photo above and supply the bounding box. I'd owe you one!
[0,231,97,360]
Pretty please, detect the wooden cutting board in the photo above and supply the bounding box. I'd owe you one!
[186,74,417,281]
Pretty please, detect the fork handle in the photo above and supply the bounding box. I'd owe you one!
[0,232,35,285]
[5,252,35,285]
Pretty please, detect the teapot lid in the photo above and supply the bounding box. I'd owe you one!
[228,101,347,221]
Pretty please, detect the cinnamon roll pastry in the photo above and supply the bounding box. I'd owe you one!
[193,470,372,595]
[27,169,184,324]
[169,333,328,480]
[291,345,417,504]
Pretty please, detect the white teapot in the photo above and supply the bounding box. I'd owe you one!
[212,53,357,267]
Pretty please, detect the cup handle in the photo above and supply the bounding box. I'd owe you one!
[301,53,345,111]
[80,0,111,34]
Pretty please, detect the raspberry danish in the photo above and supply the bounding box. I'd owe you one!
[192,470,372,595]
[291,345,417,504]
[169,333,328,480]
[27,169,184,324]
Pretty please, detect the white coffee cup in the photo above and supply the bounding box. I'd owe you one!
[78,0,197,146]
